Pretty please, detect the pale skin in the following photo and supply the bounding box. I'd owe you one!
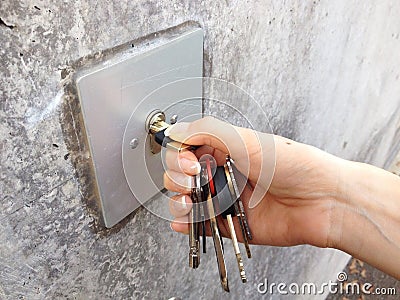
[163,116,400,279]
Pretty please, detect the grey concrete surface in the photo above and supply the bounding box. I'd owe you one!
[1,1,400,299]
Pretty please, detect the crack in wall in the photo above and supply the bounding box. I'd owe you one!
[0,17,15,29]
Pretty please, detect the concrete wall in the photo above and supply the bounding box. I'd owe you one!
[1,1,399,299]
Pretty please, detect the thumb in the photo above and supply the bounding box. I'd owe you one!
[165,116,275,209]
[164,116,251,163]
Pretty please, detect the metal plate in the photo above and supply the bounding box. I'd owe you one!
[75,27,203,228]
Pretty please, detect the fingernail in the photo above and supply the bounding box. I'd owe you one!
[179,195,188,210]
[180,158,201,174]
[173,195,188,211]
[169,222,174,231]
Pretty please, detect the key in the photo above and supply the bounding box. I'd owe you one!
[213,165,247,283]
[200,156,229,292]
[149,119,206,262]
[224,157,252,257]
[189,174,201,269]
[200,197,207,254]
[154,128,198,151]
[149,115,253,291]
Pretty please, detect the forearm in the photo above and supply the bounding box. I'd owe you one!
[332,161,400,279]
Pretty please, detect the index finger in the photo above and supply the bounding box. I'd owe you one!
[164,149,200,175]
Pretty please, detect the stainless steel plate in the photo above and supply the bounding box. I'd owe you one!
[75,27,203,227]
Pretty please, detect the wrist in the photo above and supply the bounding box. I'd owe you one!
[328,160,400,278]
[328,161,373,250]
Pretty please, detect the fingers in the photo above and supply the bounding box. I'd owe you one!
[168,194,238,242]
[169,194,192,218]
[164,169,193,193]
[164,116,251,164]
[171,216,189,234]
[170,215,232,241]
[194,145,229,166]
[164,116,270,182]
[164,149,200,175]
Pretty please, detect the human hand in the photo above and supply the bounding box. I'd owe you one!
[164,116,346,248]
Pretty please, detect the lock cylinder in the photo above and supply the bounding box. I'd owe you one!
[146,110,195,153]
[146,110,169,135]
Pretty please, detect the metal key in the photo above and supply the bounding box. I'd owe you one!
[189,174,201,269]
[213,164,247,283]
[224,157,253,256]
[149,114,254,292]
[201,156,229,292]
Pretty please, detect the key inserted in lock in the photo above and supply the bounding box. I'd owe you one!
[146,109,253,292]
[146,109,196,153]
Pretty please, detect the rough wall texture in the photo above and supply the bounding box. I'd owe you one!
[1,0,399,299]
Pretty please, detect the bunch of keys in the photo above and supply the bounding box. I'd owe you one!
[148,112,253,292]
[189,154,252,292]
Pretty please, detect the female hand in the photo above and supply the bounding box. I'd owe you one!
[164,116,400,279]
[163,116,345,248]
